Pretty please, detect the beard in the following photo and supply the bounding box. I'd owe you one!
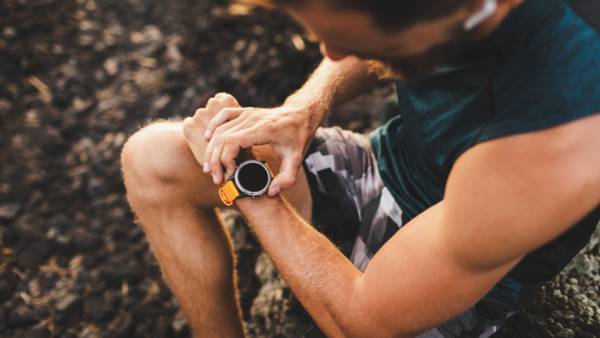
[365,33,470,81]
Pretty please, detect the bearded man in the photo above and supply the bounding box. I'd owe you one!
[120,0,600,337]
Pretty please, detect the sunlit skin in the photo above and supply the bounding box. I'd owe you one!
[121,0,600,337]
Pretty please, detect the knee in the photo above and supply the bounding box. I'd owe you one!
[121,121,197,201]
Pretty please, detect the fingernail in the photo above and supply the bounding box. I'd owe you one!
[212,174,218,184]
[270,186,280,196]
[204,130,211,139]
[203,162,209,173]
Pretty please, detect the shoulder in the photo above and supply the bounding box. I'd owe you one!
[479,1,600,142]
[466,113,600,183]
[452,113,600,206]
[443,113,600,269]
[493,0,600,110]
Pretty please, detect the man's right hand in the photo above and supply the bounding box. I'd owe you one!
[198,57,377,197]
[203,96,326,196]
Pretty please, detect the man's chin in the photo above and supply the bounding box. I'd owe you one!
[366,58,443,81]
[365,60,404,81]
[365,39,466,81]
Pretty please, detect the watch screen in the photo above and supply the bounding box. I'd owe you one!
[238,162,269,193]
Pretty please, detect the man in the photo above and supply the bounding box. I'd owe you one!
[120,0,600,336]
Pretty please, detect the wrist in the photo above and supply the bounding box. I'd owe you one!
[236,194,286,223]
[283,96,329,133]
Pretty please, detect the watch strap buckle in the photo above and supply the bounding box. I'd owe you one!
[218,180,240,206]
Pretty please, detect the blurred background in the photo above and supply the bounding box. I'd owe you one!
[0,0,598,337]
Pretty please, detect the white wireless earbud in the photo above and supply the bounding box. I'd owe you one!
[463,0,498,31]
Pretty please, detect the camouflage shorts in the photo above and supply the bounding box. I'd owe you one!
[302,127,524,338]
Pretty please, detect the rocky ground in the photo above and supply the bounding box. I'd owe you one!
[0,0,598,337]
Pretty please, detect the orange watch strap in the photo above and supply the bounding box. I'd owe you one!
[218,180,240,206]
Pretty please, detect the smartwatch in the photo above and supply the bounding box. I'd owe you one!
[218,159,274,206]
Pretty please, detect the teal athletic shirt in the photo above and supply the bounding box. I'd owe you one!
[370,0,600,284]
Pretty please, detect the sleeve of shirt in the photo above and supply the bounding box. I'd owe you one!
[477,1,600,143]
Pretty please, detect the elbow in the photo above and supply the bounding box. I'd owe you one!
[336,322,412,338]
[315,278,414,338]
[331,304,413,338]
[328,283,414,338]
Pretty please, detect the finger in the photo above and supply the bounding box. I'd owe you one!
[203,128,217,174]
[214,92,240,107]
[182,117,197,142]
[269,152,301,196]
[205,97,220,111]
[204,117,245,167]
[209,137,227,184]
[206,93,240,115]
[221,141,241,178]
[182,117,208,170]
[194,107,205,117]
[236,125,272,148]
[221,127,269,177]
[193,108,215,126]
[208,122,271,181]
[205,108,244,139]
[204,116,247,174]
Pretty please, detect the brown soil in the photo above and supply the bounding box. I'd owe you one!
[1,1,598,337]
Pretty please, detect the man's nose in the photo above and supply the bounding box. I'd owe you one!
[320,43,348,61]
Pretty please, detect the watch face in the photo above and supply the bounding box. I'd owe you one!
[235,160,271,196]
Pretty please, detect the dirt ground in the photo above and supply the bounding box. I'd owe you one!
[1,0,598,337]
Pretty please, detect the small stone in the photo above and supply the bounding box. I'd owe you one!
[72,97,92,112]
[28,279,41,298]
[0,204,19,219]
[3,26,16,38]
[171,310,188,333]
[54,293,81,312]
[107,312,133,338]
[77,325,103,338]
[19,327,50,338]
[46,214,70,233]
[152,95,171,110]
[85,298,114,323]
[78,35,94,46]
[103,58,119,75]
[0,98,12,112]
[9,305,38,328]
[556,328,575,337]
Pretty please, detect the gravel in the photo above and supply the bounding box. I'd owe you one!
[1,0,598,337]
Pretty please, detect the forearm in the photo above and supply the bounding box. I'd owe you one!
[236,194,520,337]
[284,57,379,123]
[237,196,363,336]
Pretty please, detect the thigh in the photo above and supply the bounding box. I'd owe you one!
[303,127,405,268]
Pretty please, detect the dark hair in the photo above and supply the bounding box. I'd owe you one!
[245,0,465,31]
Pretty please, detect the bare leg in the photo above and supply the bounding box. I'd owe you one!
[121,121,312,337]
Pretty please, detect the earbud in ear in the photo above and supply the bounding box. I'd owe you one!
[463,0,498,31]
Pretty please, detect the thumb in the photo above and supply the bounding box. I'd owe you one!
[268,153,301,196]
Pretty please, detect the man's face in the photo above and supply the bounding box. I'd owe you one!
[287,2,471,79]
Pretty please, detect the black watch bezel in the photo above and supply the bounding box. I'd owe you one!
[234,160,272,197]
